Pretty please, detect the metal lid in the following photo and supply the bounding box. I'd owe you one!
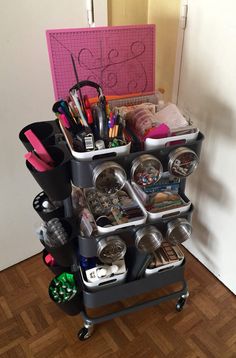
[92,161,127,194]
[131,154,163,188]
[135,225,163,253]
[168,147,199,177]
[166,218,192,244]
[97,236,127,264]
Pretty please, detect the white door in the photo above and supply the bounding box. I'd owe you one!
[177,0,236,294]
[0,0,107,270]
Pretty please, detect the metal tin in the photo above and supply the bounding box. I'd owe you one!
[131,154,163,188]
[135,226,163,253]
[168,147,199,177]
[166,218,192,244]
[92,161,127,194]
[97,236,127,264]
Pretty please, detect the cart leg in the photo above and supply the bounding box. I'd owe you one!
[78,321,94,341]
[176,291,189,312]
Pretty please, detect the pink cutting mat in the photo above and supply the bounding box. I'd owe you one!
[46,25,155,100]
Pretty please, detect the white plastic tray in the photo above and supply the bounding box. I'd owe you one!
[145,245,184,276]
[59,121,131,161]
[144,128,199,151]
[131,182,191,222]
[80,267,127,292]
[85,182,147,234]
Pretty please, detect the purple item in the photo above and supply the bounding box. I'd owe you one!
[46,25,155,100]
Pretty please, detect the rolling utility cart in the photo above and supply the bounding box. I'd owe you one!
[19,25,204,341]
[19,115,204,340]
[71,132,203,340]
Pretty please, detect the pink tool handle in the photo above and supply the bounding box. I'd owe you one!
[24,129,54,165]
[25,152,53,172]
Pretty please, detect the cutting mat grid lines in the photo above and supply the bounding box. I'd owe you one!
[46,25,156,99]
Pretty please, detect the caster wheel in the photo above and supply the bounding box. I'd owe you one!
[78,327,91,341]
[176,297,186,312]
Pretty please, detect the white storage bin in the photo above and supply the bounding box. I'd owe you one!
[80,267,127,292]
[144,128,199,151]
[145,244,184,276]
[59,122,131,161]
[131,182,191,222]
[84,182,147,234]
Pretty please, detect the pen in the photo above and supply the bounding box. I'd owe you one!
[58,112,70,129]
[70,89,89,128]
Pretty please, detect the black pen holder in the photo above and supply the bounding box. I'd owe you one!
[19,120,60,151]
[41,219,77,267]
[26,145,72,201]
[42,249,70,275]
[33,191,64,222]
[49,273,83,316]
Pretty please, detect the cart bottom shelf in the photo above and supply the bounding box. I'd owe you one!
[76,260,188,340]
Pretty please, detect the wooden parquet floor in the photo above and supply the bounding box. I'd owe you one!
[0,248,235,358]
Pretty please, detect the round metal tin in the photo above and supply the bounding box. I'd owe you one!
[131,154,163,188]
[135,225,163,253]
[92,161,127,194]
[97,236,127,264]
[168,147,199,177]
[166,218,192,244]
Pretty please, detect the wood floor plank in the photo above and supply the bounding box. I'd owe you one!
[0,249,235,357]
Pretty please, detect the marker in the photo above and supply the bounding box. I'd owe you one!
[24,129,54,166]
[25,152,53,172]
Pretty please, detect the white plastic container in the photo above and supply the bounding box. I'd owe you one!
[131,182,191,222]
[145,244,184,276]
[59,122,131,161]
[144,128,199,151]
[84,181,147,234]
[80,267,127,292]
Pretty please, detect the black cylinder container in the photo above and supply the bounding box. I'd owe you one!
[26,145,72,201]
[41,219,77,267]
[33,192,64,222]
[48,273,83,316]
[19,120,59,151]
[42,249,70,275]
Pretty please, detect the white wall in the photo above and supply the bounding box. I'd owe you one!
[178,0,236,294]
[0,0,107,270]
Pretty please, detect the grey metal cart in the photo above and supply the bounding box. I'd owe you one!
[71,132,204,340]
[20,118,203,341]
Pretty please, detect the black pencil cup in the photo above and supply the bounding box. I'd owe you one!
[19,120,60,151]
[33,191,64,222]
[49,273,83,316]
[42,249,70,275]
[41,219,77,267]
[26,145,72,201]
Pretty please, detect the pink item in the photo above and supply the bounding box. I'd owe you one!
[45,253,56,266]
[46,25,155,100]
[25,152,53,172]
[59,113,70,128]
[24,129,54,165]
[144,123,170,139]
[126,108,154,136]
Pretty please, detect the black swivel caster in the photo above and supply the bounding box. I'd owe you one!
[176,292,189,312]
[78,323,94,341]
